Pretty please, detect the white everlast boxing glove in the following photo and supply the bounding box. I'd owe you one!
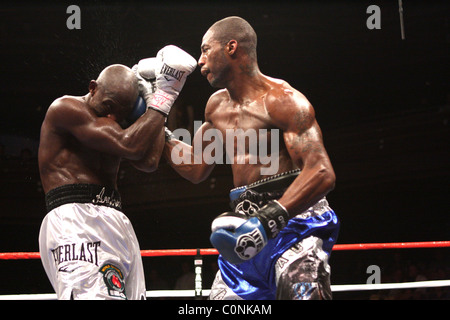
[148,45,197,116]
[210,201,289,264]
[132,58,157,106]
[137,57,157,80]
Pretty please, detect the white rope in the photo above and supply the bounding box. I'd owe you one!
[0,279,449,300]
[147,290,204,298]
[331,279,450,292]
[0,293,57,300]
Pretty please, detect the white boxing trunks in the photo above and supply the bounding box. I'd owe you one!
[38,184,146,300]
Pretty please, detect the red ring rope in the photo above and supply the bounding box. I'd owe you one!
[0,241,448,260]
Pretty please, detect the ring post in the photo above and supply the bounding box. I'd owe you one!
[194,249,203,300]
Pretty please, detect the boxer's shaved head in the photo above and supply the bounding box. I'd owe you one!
[88,64,139,119]
[208,16,258,61]
[96,64,139,108]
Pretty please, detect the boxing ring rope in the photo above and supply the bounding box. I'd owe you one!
[2,241,449,260]
[0,241,449,299]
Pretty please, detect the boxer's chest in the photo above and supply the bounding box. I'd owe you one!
[210,98,280,154]
[212,98,275,135]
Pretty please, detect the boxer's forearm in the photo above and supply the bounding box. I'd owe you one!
[130,126,165,173]
[118,109,166,161]
[163,139,215,183]
[277,164,335,217]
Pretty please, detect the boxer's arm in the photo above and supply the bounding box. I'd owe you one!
[163,120,216,183]
[128,125,165,172]
[50,97,166,161]
[269,88,335,216]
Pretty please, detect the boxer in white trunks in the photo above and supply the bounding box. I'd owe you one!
[38,47,196,299]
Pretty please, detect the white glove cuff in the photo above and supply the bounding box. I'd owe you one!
[211,213,247,233]
[147,89,176,116]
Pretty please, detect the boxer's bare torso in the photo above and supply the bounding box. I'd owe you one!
[204,76,300,187]
[39,95,123,192]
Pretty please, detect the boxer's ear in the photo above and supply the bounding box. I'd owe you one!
[226,40,238,56]
[88,80,98,95]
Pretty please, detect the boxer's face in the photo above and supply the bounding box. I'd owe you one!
[106,88,136,122]
[88,81,132,122]
[199,30,231,88]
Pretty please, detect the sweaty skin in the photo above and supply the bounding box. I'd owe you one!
[39,64,166,193]
[164,24,335,217]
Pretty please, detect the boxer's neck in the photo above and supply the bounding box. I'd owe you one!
[226,68,268,104]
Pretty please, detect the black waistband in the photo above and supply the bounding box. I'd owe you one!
[229,169,301,210]
[45,184,122,213]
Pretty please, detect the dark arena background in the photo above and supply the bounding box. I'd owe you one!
[0,0,448,300]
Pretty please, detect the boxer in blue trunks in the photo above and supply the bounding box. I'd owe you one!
[164,16,339,299]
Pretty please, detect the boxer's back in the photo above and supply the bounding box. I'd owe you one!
[38,96,120,193]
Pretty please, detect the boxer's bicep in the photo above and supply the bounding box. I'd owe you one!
[273,96,336,212]
[272,94,330,170]
[74,119,125,152]
[284,117,329,170]
[264,86,337,213]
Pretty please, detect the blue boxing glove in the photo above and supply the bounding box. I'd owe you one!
[120,96,148,129]
[210,200,289,264]
[129,96,147,124]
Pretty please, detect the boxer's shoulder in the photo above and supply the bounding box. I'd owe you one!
[263,77,315,129]
[207,89,228,105]
[51,95,84,108]
[264,77,307,107]
[205,89,228,117]
[47,95,86,116]
[45,95,91,128]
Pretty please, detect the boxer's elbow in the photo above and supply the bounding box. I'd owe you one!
[183,169,207,184]
[144,154,162,172]
[139,160,159,173]
[180,166,210,184]
[131,154,161,173]
[132,162,158,173]
[318,165,336,193]
[121,134,146,160]
[189,174,207,184]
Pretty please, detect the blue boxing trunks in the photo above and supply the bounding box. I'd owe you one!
[209,169,340,300]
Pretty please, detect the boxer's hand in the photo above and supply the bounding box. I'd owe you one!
[132,60,157,107]
[149,45,197,116]
[210,201,289,264]
[121,96,148,128]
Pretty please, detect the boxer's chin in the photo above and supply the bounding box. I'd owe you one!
[209,75,225,89]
